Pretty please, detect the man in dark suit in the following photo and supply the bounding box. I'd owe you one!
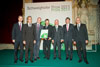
[23,16,36,64]
[34,17,43,61]
[43,19,52,60]
[73,17,89,64]
[63,17,74,61]
[52,19,63,60]
[12,15,24,63]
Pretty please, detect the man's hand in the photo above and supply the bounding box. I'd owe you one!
[23,40,26,44]
[52,40,54,44]
[12,40,15,43]
[45,38,47,40]
[73,41,76,46]
[34,40,36,44]
[85,40,88,45]
[48,37,51,40]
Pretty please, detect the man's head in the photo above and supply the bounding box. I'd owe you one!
[45,19,49,26]
[76,17,81,24]
[54,19,59,26]
[18,15,23,22]
[37,17,41,24]
[27,16,32,24]
[65,17,70,24]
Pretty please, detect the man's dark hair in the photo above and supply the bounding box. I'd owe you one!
[65,17,70,20]
[45,19,49,22]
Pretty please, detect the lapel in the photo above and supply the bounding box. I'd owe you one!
[54,26,56,32]
[76,24,82,31]
[17,23,20,31]
[69,24,71,31]
[75,25,78,31]
[47,25,49,29]
[58,26,60,31]
[65,24,66,29]
[78,23,82,31]
[26,24,29,30]
[21,24,23,31]
[64,25,67,32]
[80,24,82,30]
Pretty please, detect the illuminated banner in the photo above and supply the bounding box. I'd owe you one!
[25,1,72,25]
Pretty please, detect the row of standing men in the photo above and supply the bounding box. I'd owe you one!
[12,16,89,64]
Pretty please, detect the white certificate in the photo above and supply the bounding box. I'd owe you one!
[40,29,48,38]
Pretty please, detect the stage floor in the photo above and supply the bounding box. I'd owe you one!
[0,45,100,67]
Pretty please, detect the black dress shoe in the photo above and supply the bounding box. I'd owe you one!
[30,60,34,63]
[66,57,68,60]
[34,58,37,61]
[14,60,17,64]
[85,60,89,64]
[59,57,61,60]
[53,57,56,59]
[37,57,40,59]
[47,57,49,60]
[78,59,82,63]
[70,58,72,61]
[20,59,24,62]
[25,61,28,64]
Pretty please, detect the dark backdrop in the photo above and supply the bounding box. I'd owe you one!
[0,0,23,43]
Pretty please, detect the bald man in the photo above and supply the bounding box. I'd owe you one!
[33,17,43,61]
[52,19,63,60]
[73,17,89,64]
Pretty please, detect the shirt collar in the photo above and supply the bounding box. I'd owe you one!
[18,22,22,24]
[66,23,69,26]
[77,23,81,27]
[55,25,58,27]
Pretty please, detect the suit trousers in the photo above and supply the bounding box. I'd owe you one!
[64,41,73,59]
[43,40,51,58]
[34,39,40,59]
[25,41,34,61]
[14,41,23,61]
[53,41,61,58]
[76,41,87,61]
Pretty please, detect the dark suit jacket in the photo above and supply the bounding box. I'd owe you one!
[63,24,74,42]
[34,23,43,40]
[43,25,53,39]
[52,25,63,41]
[12,23,23,41]
[74,23,88,42]
[23,24,36,41]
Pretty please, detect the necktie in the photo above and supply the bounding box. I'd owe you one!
[37,24,39,31]
[77,24,80,31]
[56,26,58,32]
[19,23,21,31]
[66,24,69,31]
